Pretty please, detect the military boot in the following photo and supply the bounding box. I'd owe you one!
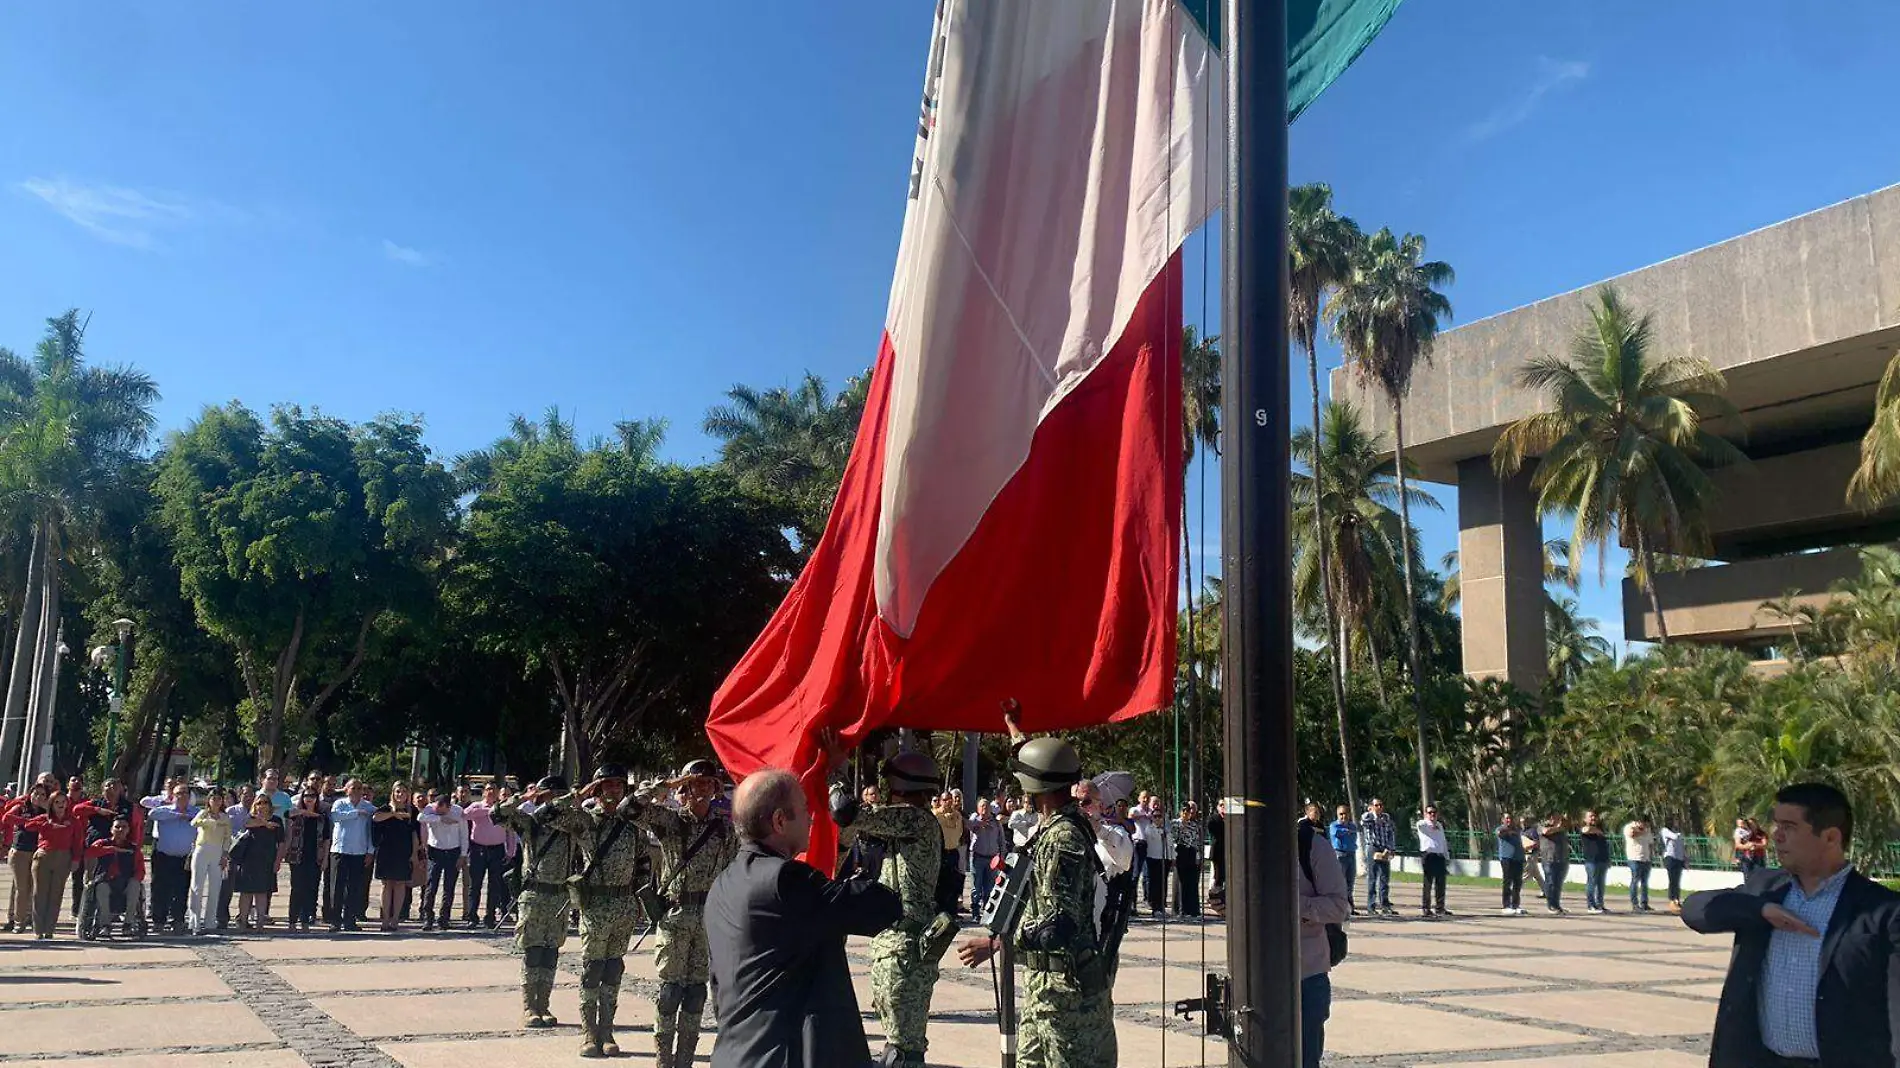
[598,985,621,1057]
[578,998,603,1058]
[520,978,541,1028]
[529,970,558,1027]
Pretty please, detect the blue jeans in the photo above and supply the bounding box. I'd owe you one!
[1627,860,1651,907]
[1301,972,1331,1068]
[1335,851,1356,903]
[1543,860,1567,910]
[1584,861,1608,909]
[970,853,997,912]
[1364,856,1390,910]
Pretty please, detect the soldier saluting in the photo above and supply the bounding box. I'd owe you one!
[622,759,738,1068]
[957,700,1116,1068]
[832,748,951,1068]
[546,763,646,1058]
[494,774,577,1030]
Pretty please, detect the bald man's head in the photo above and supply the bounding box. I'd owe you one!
[734,768,810,855]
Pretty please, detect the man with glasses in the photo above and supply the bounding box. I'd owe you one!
[1416,805,1451,918]
[1358,798,1397,917]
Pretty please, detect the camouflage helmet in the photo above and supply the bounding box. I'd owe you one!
[1011,737,1083,794]
[591,763,629,783]
[880,752,944,795]
[679,758,721,781]
[535,774,569,793]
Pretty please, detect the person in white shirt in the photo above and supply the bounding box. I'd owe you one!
[1005,794,1038,847]
[1415,806,1451,918]
[1623,818,1658,912]
[1659,823,1690,913]
[418,793,470,930]
[1137,796,1172,917]
[1072,780,1136,981]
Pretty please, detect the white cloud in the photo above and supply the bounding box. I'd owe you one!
[16,177,194,248]
[381,239,432,267]
[1466,57,1590,143]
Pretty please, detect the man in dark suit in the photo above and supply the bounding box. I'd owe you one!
[706,766,902,1068]
[1682,782,1900,1068]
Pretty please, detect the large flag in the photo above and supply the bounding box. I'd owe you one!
[709,0,1401,867]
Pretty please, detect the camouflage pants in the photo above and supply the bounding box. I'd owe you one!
[576,890,638,1037]
[1019,968,1115,1068]
[654,908,711,1060]
[515,887,571,1016]
[870,927,940,1054]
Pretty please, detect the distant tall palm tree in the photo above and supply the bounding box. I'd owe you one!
[704,371,869,556]
[1289,183,1363,814]
[1331,228,1454,807]
[1492,287,1746,645]
[1545,596,1613,687]
[1292,400,1439,704]
[0,312,159,778]
[1848,350,1900,508]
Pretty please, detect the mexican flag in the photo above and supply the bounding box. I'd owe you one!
[709,0,1403,867]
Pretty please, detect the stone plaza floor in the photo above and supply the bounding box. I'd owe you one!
[0,878,1724,1066]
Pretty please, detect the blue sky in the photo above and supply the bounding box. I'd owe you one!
[3,1,1899,652]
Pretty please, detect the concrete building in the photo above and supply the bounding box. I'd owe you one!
[1336,183,1900,688]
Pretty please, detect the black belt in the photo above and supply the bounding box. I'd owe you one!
[1760,1055,1821,1068]
[574,883,636,899]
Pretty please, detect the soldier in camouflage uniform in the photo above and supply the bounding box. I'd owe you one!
[958,704,1116,1068]
[494,775,577,1029]
[834,752,947,1067]
[621,759,738,1068]
[545,763,646,1058]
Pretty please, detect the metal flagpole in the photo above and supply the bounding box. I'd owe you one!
[1220,0,1300,1063]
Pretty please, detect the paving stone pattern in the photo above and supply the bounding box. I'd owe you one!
[0,877,1729,1066]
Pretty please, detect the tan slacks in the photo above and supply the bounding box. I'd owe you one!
[32,850,72,936]
[8,848,34,928]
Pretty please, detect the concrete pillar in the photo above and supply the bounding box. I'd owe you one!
[1456,458,1547,690]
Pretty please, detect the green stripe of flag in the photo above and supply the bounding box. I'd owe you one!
[1177,0,1406,123]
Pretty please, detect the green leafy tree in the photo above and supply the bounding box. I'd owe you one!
[703,372,868,556]
[449,414,794,776]
[155,404,457,768]
[1492,287,1746,645]
[1331,228,1454,807]
[0,312,159,779]
[1848,349,1900,508]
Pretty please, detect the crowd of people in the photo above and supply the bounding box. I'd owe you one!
[1322,798,1750,921]
[0,768,522,940]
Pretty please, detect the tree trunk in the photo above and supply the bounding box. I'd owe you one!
[21,524,62,782]
[1362,621,1388,708]
[0,521,46,778]
[1308,345,1358,817]
[1637,533,1671,645]
[1392,404,1433,809]
[114,670,174,785]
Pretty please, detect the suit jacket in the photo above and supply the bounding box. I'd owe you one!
[1682,867,1900,1067]
[707,840,903,1068]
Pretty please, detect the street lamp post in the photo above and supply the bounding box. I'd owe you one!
[96,618,134,777]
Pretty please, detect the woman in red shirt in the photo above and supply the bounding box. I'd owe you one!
[22,792,84,938]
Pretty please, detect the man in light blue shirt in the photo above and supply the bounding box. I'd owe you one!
[1683,781,1900,1068]
[140,783,200,932]
[328,779,377,932]
[259,769,295,819]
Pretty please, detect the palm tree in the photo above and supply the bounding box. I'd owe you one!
[1848,350,1900,508]
[1292,401,1440,726]
[0,312,159,778]
[1289,183,1363,815]
[1178,325,1221,805]
[1439,538,1577,612]
[1331,228,1454,807]
[1545,596,1613,687]
[704,371,868,556]
[1492,287,1746,644]
[1756,590,1819,661]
